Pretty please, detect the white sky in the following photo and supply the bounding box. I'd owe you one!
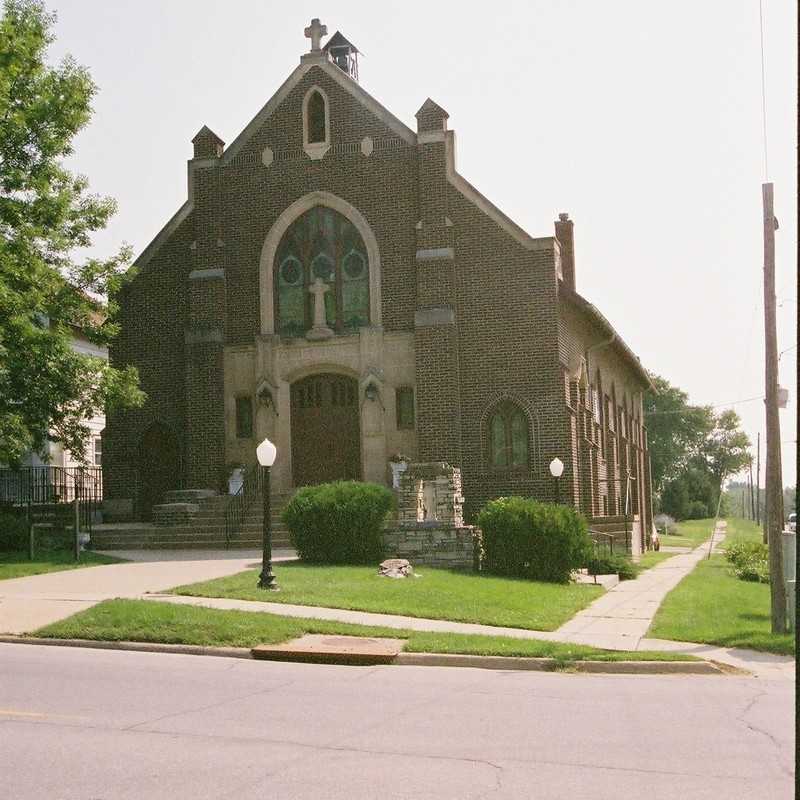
[48,1,797,488]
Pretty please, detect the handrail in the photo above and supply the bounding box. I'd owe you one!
[588,528,615,555]
[224,464,262,548]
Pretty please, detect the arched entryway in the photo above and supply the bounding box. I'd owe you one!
[290,374,361,486]
[137,422,180,519]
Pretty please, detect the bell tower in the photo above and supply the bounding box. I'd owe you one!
[323,31,361,81]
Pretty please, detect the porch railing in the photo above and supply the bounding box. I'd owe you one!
[224,464,262,548]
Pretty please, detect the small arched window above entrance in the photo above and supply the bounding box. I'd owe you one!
[307,90,326,144]
[274,206,369,337]
[302,86,330,159]
[487,401,530,469]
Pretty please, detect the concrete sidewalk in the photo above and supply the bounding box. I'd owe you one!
[553,526,726,651]
[0,549,297,634]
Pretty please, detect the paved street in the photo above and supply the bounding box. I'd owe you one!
[0,642,794,799]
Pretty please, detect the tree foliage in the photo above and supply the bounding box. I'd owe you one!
[644,374,713,493]
[0,0,143,465]
[646,374,751,520]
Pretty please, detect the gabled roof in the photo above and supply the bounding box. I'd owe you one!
[222,56,415,162]
[559,283,655,391]
[323,31,361,54]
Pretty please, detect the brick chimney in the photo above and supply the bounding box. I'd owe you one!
[554,212,575,290]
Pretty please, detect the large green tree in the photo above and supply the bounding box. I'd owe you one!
[0,0,143,465]
[646,375,751,519]
[695,408,751,491]
[644,374,714,494]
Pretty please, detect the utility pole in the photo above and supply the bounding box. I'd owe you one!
[748,457,756,520]
[762,182,785,633]
[756,432,762,527]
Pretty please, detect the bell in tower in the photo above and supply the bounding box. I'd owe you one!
[323,31,361,82]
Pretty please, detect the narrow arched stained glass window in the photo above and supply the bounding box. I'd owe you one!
[307,91,326,144]
[488,402,530,468]
[274,206,369,337]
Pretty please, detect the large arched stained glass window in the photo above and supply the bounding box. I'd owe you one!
[274,206,370,337]
[488,401,530,468]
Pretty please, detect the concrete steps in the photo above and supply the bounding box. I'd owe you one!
[91,489,295,551]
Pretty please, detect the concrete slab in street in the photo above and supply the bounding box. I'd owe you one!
[253,633,407,664]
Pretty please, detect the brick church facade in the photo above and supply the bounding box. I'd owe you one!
[103,22,655,551]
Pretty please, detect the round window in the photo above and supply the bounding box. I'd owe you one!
[343,250,365,280]
[280,257,302,285]
[312,253,335,282]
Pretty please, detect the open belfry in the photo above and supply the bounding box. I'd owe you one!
[103,19,655,553]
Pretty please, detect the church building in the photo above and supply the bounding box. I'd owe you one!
[103,20,655,551]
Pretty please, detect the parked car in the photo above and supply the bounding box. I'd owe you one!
[788,512,796,533]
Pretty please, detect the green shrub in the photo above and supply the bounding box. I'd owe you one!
[584,552,639,580]
[725,540,769,583]
[0,512,29,552]
[477,497,592,583]
[283,481,394,564]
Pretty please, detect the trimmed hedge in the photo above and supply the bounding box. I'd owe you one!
[283,481,394,564]
[477,497,592,583]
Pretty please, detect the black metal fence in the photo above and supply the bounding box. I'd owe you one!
[0,466,103,533]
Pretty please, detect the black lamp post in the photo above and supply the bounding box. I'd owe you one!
[549,457,564,505]
[256,437,278,591]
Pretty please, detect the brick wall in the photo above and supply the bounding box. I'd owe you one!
[106,55,653,531]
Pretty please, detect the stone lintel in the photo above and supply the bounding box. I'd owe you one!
[416,247,455,261]
[414,307,455,327]
[188,268,225,281]
[417,130,447,144]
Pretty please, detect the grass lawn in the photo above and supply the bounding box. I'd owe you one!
[171,562,604,632]
[33,599,696,663]
[636,551,674,571]
[659,517,717,549]
[718,516,764,548]
[0,550,125,581]
[648,517,794,655]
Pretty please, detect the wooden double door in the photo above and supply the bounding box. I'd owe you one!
[290,374,362,486]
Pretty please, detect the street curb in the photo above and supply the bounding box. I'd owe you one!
[0,635,727,675]
[394,653,725,674]
[0,635,251,660]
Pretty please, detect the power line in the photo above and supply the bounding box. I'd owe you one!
[645,394,765,416]
[778,344,797,360]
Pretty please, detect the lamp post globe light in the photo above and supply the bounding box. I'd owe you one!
[256,437,279,590]
[549,457,564,505]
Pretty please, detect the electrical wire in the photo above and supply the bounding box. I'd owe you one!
[644,394,765,416]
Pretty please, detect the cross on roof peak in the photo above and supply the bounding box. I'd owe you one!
[304,18,327,52]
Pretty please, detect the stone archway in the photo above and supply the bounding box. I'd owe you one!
[290,373,361,486]
[137,422,180,519]
[259,191,382,336]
